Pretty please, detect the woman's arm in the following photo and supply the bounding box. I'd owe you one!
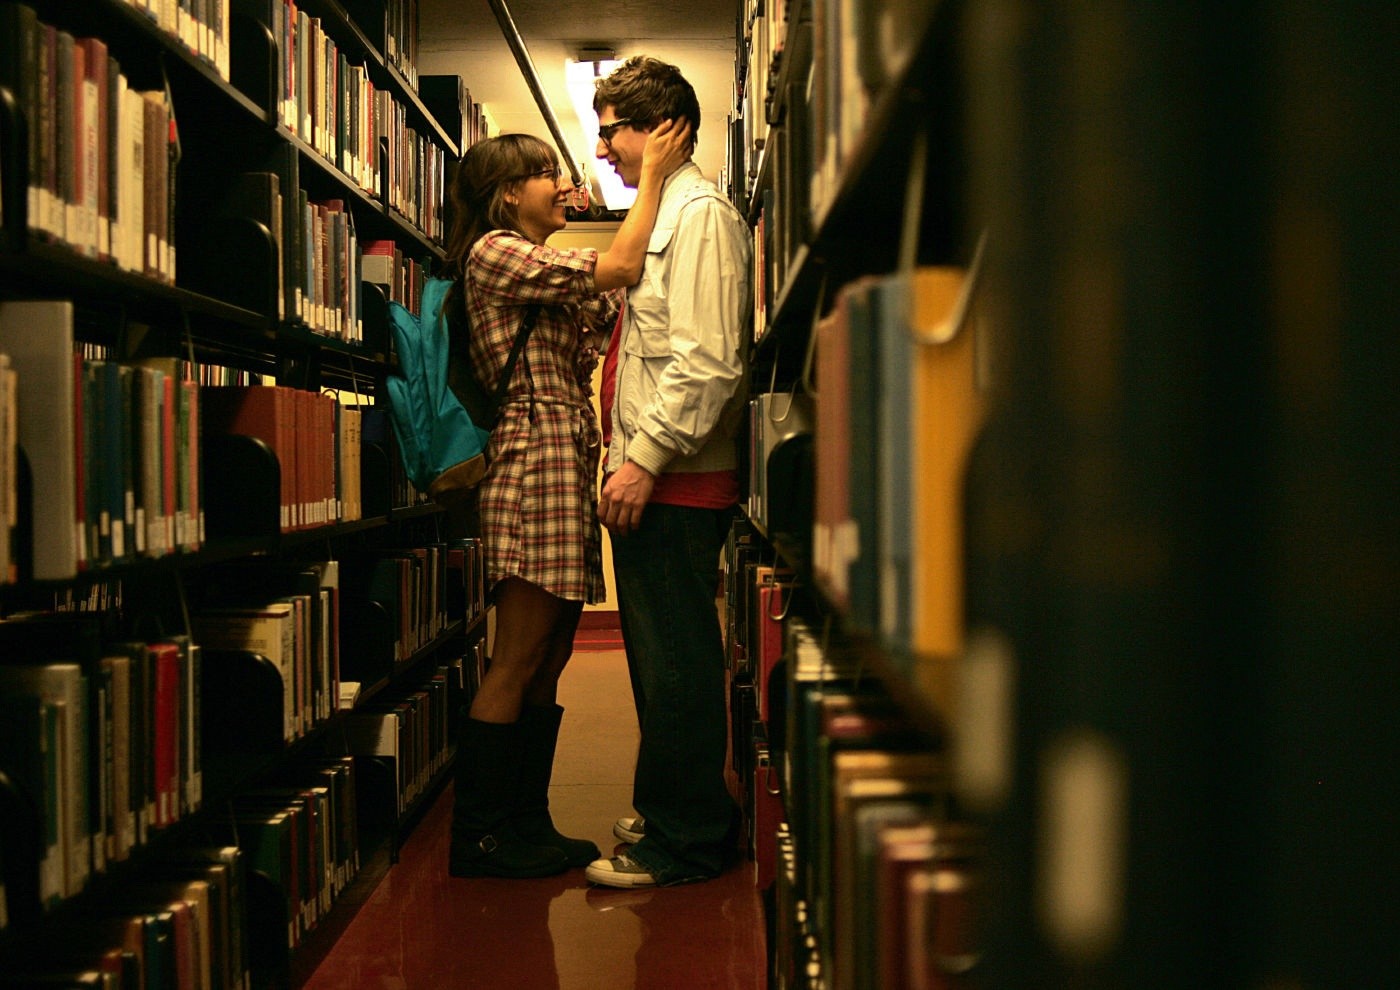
[592,119,692,291]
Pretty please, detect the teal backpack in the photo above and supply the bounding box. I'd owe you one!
[384,277,538,505]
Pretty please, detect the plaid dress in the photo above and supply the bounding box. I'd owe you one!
[464,230,621,602]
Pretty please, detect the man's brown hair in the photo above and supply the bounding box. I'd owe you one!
[593,56,701,148]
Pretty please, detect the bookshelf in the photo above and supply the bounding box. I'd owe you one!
[729,0,981,986]
[736,1,1398,988]
[0,0,492,985]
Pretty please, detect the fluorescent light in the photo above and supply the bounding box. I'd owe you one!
[565,57,636,211]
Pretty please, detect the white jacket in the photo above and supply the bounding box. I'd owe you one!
[607,163,753,478]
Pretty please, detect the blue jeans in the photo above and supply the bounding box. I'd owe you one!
[612,502,738,884]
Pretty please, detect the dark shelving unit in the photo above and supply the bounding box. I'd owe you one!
[0,1,488,985]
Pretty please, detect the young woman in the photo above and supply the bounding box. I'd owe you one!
[440,120,691,878]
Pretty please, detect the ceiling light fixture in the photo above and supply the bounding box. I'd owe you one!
[565,49,637,211]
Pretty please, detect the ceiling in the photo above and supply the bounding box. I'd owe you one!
[417,0,743,205]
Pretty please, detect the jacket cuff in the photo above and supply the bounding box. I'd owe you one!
[627,433,674,477]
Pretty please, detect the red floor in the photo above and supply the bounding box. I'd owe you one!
[300,648,768,989]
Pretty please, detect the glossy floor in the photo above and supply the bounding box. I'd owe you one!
[300,648,768,989]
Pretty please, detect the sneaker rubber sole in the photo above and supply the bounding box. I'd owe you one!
[585,854,658,889]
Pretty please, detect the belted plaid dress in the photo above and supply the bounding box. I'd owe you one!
[462,230,621,603]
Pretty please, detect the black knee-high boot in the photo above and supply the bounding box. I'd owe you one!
[512,704,601,867]
[449,717,569,878]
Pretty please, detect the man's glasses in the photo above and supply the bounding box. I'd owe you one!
[597,118,635,146]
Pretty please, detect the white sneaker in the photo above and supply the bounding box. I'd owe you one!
[585,852,658,889]
[613,816,646,844]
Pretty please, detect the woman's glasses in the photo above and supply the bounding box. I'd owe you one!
[520,165,564,183]
[514,163,590,210]
[597,117,635,147]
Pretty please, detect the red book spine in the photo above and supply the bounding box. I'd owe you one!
[202,385,296,531]
[152,640,180,827]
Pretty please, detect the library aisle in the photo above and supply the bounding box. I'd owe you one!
[299,647,767,989]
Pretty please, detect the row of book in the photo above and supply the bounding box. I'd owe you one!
[342,665,455,819]
[201,384,365,536]
[721,517,790,724]
[811,266,985,703]
[301,196,362,342]
[417,74,494,169]
[2,754,367,984]
[735,0,806,339]
[0,619,204,911]
[721,516,791,901]
[195,540,486,744]
[193,538,486,746]
[268,0,448,241]
[771,813,976,990]
[722,517,761,677]
[750,160,798,347]
[213,171,366,341]
[195,371,372,529]
[734,0,780,199]
[360,237,426,311]
[775,618,977,989]
[119,0,232,82]
[80,355,202,566]
[749,73,813,342]
[0,538,477,923]
[275,3,376,188]
[807,0,933,224]
[340,546,448,670]
[378,0,420,90]
[192,559,343,746]
[722,529,793,898]
[736,0,947,342]
[375,86,447,240]
[443,537,488,630]
[1,843,252,988]
[382,536,486,663]
[0,5,181,280]
[229,756,363,955]
[0,302,203,581]
[752,12,820,340]
[0,304,384,582]
[720,523,980,988]
[751,207,770,340]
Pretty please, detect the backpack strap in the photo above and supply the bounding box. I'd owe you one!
[486,304,540,426]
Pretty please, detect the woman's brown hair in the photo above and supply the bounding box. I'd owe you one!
[441,133,558,323]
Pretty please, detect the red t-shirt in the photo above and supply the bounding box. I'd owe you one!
[600,312,739,510]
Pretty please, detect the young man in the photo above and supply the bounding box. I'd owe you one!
[586,56,753,888]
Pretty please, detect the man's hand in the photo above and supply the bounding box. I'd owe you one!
[599,461,656,535]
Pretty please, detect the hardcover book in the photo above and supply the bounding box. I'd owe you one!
[0,693,64,909]
[0,301,82,580]
[0,663,88,900]
[192,603,297,742]
[201,386,298,533]
[906,267,986,716]
[826,751,944,989]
